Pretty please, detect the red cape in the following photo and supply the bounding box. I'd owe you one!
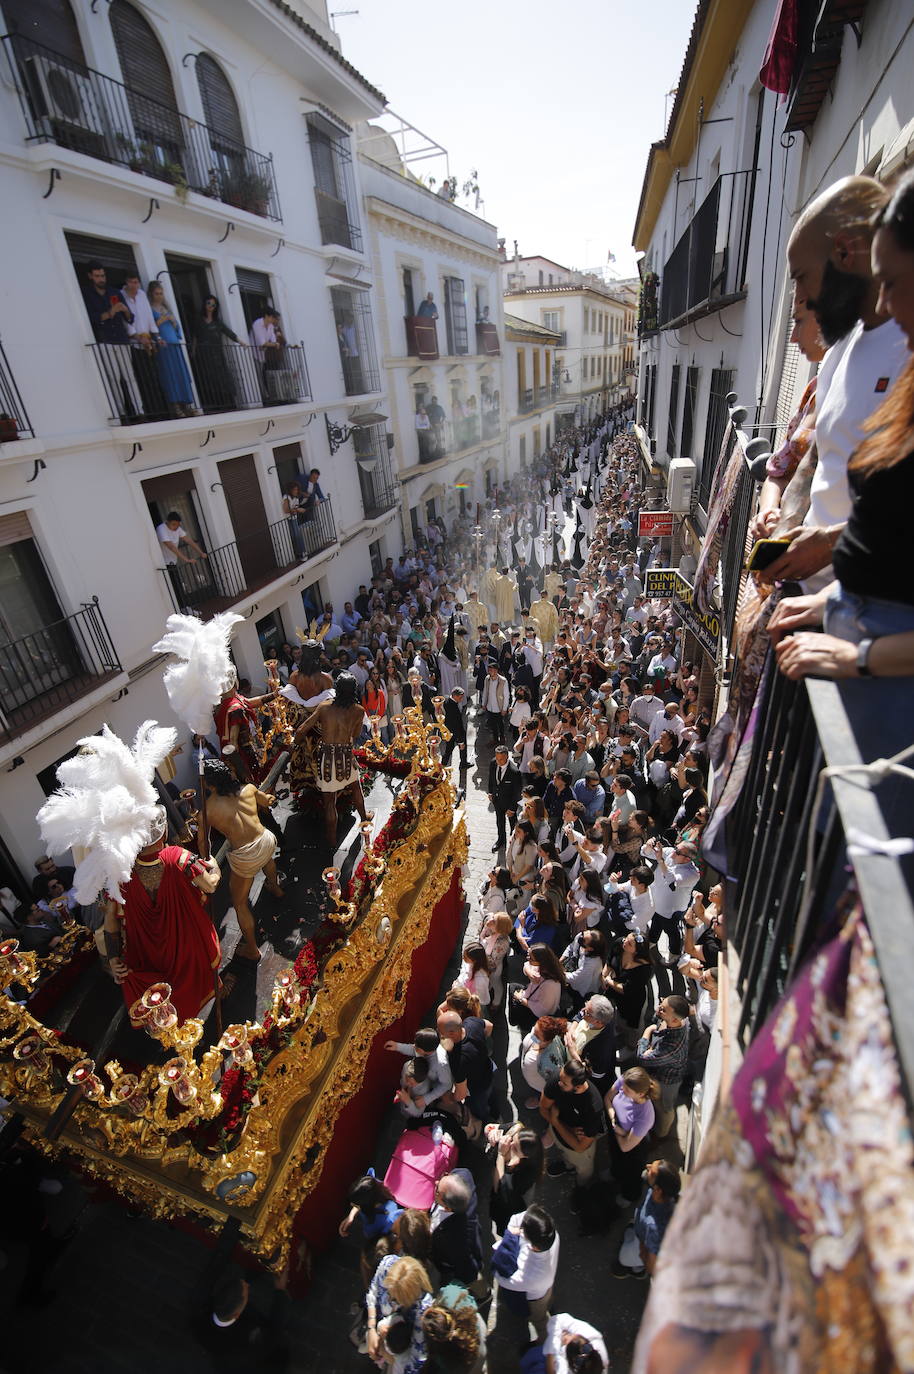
[120,846,220,1022]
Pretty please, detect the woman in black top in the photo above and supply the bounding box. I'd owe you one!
[602,932,654,1040]
[770,170,914,682]
[194,295,240,410]
[488,1125,544,1235]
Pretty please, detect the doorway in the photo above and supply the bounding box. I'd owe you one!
[165,253,211,337]
[217,454,275,588]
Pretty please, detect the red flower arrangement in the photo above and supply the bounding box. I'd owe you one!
[190,934,329,1155]
[347,774,440,914]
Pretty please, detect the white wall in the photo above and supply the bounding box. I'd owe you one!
[0,0,402,881]
[360,151,506,524]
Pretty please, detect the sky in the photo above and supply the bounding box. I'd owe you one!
[336,0,697,277]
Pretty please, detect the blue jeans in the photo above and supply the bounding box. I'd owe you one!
[287,515,304,559]
[822,585,914,764]
[823,586,914,644]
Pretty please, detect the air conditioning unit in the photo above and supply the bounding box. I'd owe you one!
[24,55,101,137]
[667,457,695,513]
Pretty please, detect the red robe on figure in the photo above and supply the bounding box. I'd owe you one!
[213,691,265,784]
[117,845,220,1023]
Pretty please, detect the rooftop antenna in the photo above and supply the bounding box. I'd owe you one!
[330,9,359,30]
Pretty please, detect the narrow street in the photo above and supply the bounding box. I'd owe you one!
[5,695,684,1374]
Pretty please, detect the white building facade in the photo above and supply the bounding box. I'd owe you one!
[501,254,633,430]
[633,0,914,528]
[502,314,562,474]
[0,0,402,888]
[359,135,506,534]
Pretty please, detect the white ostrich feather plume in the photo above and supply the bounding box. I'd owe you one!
[36,720,177,904]
[153,611,243,735]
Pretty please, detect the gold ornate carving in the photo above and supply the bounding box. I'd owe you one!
[9,710,468,1267]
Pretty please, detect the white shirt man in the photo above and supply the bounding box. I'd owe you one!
[605,873,655,936]
[647,651,677,680]
[629,686,666,739]
[121,279,158,341]
[544,1314,608,1374]
[496,1212,560,1304]
[481,670,509,715]
[564,828,608,876]
[522,633,543,677]
[648,703,685,745]
[803,314,909,590]
[249,313,279,348]
[642,840,699,919]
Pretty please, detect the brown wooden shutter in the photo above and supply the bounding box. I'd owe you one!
[217,454,274,586]
[141,470,197,504]
[3,0,85,60]
[196,54,244,149]
[109,0,182,153]
[0,511,34,548]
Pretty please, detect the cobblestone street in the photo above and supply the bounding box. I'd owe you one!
[6,704,683,1374]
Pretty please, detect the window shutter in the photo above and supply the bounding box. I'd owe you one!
[109,0,182,153]
[141,470,197,504]
[65,231,139,281]
[196,53,244,149]
[0,511,34,548]
[3,0,85,62]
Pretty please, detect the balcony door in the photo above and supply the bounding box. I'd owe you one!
[110,0,184,173]
[0,516,81,715]
[217,454,274,588]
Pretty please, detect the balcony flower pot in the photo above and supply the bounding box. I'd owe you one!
[222,168,272,218]
[0,415,19,443]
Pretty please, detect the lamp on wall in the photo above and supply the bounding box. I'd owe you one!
[325,409,388,456]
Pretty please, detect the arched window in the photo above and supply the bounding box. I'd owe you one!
[109,0,183,169]
[3,0,85,62]
[196,54,243,151]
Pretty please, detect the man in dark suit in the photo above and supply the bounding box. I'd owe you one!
[442,687,469,767]
[487,744,522,851]
[515,558,534,615]
[429,1167,483,1286]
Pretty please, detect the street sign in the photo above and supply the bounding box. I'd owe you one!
[643,568,720,660]
[638,510,674,539]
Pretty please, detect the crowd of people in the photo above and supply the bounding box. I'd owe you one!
[81,258,296,420]
[201,400,718,1372]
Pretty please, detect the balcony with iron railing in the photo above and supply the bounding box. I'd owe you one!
[314,187,362,251]
[160,505,337,617]
[0,339,33,441]
[0,598,122,744]
[3,34,281,221]
[658,170,756,330]
[89,340,311,426]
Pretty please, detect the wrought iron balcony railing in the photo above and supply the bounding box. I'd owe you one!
[314,187,362,251]
[0,598,121,743]
[359,468,398,520]
[724,670,914,1067]
[520,388,534,413]
[88,340,311,425]
[0,339,33,441]
[658,170,755,329]
[3,34,281,221]
[160,506,337,617]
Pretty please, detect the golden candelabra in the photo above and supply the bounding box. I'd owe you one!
[258,659,294,763]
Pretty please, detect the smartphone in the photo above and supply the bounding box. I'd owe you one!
[746,538,790,571]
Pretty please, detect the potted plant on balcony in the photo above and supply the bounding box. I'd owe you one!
[0,414,19,443]
[222,168,272,217]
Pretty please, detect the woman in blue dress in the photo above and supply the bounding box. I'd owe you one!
[147,281,197,417]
